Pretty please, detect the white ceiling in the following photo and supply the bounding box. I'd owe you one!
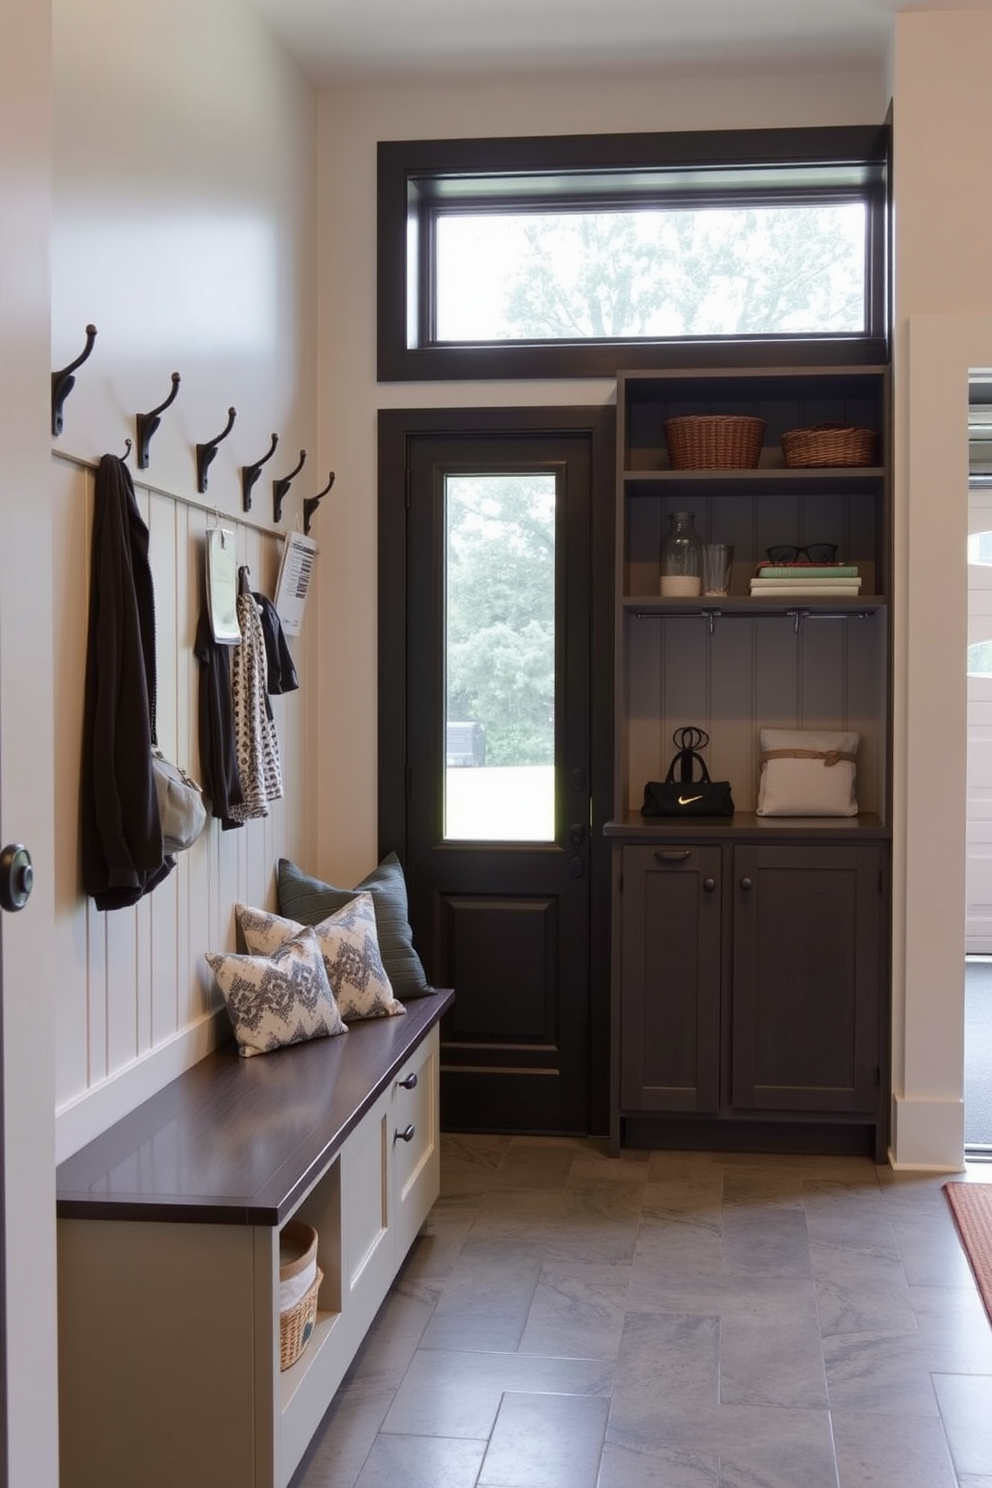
[250,0,990,86]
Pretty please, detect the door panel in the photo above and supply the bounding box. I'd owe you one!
[379,410,613,1136]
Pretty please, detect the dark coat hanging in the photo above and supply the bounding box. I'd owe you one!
[80,454,173,909]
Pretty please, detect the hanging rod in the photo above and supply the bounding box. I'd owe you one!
[634,606,877,635]
[52,447,287,541]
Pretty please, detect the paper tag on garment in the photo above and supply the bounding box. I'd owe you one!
[206,527,241,644]
[273,531,318,637]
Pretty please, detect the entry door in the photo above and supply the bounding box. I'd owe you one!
[379,410,613,1135]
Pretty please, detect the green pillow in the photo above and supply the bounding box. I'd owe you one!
[277,852,434,999]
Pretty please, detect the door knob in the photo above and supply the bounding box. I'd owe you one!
[0,844,33,912]
[740,876,753,891]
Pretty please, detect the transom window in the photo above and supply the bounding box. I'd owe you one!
[378,126,889,381]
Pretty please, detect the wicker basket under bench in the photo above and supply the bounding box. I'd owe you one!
[56,988,453,1488]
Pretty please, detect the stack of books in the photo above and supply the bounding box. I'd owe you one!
[748,562,862,598]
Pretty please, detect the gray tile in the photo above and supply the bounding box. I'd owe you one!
[348,1285,436,1390]
[597,1439,721,1488]
[891,1210,982,1287]
[518,1261,630,1360]
[720,1205,812,1278]
[288,1381,395,1488]
[478,1390,609,1488]
[418,1240,543,1351]
[932,1372,992,1477]
[717,1285,827,1408]
[608,1310,720,1439]
[910,1283,992,1373]
[631,1216,725,1284]
[822,1330,940,1416]
[713,1406,838,1488]
[811,1237,918,1336]
[831,1409,959,1488]
[641,1171,724,1226]
[353,1432,487,1488]
[380,1348,613,1440]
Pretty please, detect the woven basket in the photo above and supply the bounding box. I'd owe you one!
[663,414,766,470]
[280,1265,322,1371]
[780,423,878,468]
[279,1220,321,1371]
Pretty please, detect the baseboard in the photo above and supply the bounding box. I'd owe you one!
[889,1092,966,1171]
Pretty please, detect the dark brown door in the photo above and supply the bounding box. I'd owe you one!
[378,409,614,1135]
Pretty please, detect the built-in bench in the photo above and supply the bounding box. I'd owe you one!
[56,987,454,1488]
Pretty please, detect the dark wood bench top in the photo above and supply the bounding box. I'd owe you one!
[56,989,454,1227]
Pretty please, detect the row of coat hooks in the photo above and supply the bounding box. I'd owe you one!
[51,323,333,534]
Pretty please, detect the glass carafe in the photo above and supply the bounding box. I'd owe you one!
[660,511,703,597]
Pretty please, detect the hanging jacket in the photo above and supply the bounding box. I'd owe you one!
[229,570,284,822]
[193,604,244,831]
[253,591,299,696]
[80,455,174,909]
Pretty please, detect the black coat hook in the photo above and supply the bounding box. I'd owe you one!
[303,471,335,536]
[241,432,279,513]
[51,323,97,436]
[272,449,306,524]
[135,372,181,469]
[195,407,237,494]
[122,437,132,461]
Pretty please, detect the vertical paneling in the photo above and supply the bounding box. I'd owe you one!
[54,458,307,1149]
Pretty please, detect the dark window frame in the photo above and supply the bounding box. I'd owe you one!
[377,125,890,382]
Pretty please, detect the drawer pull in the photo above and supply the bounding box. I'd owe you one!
[703,877,716,892]
[395,1123,416,1143]
[655,850,691,862]
[397,1072,418,1089]
[740,876,753,891]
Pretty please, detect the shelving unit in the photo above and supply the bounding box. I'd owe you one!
[608,365,891,1158]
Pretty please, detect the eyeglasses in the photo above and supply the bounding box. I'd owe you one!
[765,544,839,564]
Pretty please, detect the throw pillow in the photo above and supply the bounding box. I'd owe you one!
[205,926,348,1057]
[277,852,433,998]
[236,893,405,1023]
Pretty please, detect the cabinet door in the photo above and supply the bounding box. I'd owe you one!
[731,844,882,1113]
[391,1026,440,1260]
[619,844,722,1112]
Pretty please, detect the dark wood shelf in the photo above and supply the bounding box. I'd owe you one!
[605,811,889,841]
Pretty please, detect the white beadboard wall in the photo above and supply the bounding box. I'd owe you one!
[51,0,317,1162]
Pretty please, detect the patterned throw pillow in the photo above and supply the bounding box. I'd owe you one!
[205,926,348,1057]
[235,893,405,1023]
[277,853,433,998]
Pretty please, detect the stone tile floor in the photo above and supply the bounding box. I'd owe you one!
[291,1136,992,1488]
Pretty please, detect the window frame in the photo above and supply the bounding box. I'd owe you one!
[377,125,890,382]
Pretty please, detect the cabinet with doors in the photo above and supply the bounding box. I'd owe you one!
[608,366,891,1158]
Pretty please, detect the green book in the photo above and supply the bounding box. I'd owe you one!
[756,564,860,579]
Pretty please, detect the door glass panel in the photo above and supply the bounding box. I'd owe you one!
[444,471,556,842]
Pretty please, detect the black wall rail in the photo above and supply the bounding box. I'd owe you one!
[272,449,306,524]
[303,471,334,535]
[135,372,181,469]
[241,432,279,512]
[51,324,97,436]
[196,407,237,494]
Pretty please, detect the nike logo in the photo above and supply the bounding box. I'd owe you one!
[678,793,704,805]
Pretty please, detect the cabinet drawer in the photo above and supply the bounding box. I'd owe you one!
[392,1025,440,1257]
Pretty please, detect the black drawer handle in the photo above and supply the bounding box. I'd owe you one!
[395,1124,416,1143]
[655,850,691,862]
[703,877,716,893]
[740,876,753,891]
[397,1072,418,1089]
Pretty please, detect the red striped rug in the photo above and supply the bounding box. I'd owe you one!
[945,1181,992,1325]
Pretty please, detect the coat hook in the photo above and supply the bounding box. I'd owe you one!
[51,323,97,436]
[135,372,181,469]
[195,406,237,494]
[241,432,279,513]
[272,449,307,524]
[303,471,335,536]
[122,437,133,461]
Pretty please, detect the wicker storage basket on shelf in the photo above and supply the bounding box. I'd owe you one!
[663,414,766,470]
[279,1220,321,1371]
[780,423,878,468]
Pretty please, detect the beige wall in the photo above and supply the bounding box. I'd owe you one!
[315,65,888,884]
[49,0,319,1157]
[890,9,992,1168]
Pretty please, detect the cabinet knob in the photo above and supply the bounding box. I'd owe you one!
[397,1072,418,1089]
[395,1123,416,1143]
[703,877,716,892]
[740,876,753,891]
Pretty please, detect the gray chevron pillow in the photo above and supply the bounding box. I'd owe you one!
[236,892,404,1023]
[205,926,347,1057]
